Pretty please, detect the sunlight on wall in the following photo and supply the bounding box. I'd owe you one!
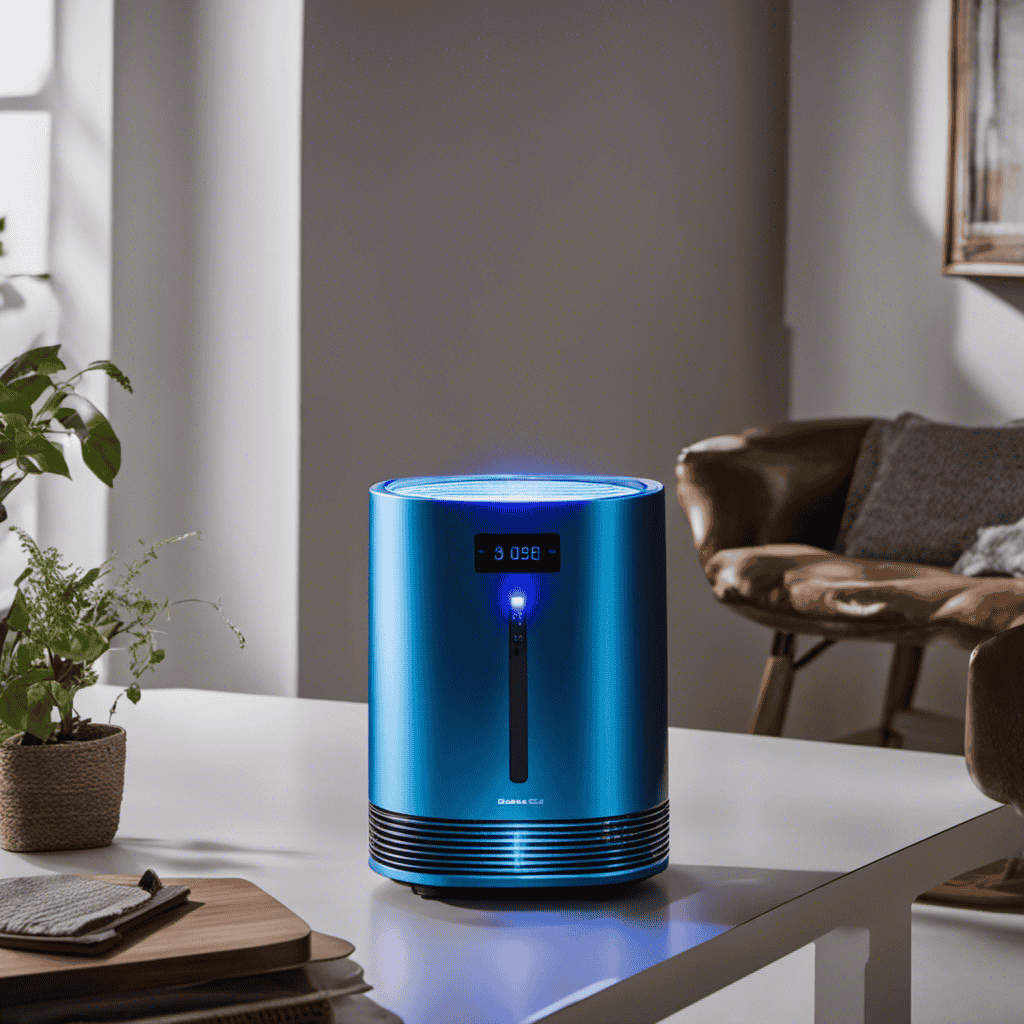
[907,0,951,241]
[0,0,53,97]
[0,113,52,275]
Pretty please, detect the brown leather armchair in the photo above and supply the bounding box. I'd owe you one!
[676,418,1024,753]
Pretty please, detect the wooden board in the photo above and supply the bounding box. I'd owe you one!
[0,876,321,1005]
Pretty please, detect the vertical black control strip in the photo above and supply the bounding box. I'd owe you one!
[509,611,528,783]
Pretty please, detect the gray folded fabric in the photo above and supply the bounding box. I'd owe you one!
[0,874,152,937]
[953,515,1024,577]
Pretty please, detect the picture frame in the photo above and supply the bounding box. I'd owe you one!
[945,0,1024,276]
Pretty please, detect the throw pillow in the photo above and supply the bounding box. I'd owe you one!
[833,412,930,553]
[841,419,1024,567]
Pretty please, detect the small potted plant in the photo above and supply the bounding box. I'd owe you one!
[0,528,244,852]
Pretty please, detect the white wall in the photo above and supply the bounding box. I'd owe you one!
[39,0,114,580]
[785,0,1024,739]
[299,0,791,730]
[110,1,302,697]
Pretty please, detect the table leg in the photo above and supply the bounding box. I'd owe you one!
[863,907,912,1024]
[813,907,912,1024]
[814,926,869,1024]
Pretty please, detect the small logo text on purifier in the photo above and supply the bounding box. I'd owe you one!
[498,798,544,805]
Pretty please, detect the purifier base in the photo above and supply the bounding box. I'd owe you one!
[368,800,670,889]
[369,856,670,890]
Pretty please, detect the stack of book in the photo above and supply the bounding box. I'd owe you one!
[0,872,400,1024]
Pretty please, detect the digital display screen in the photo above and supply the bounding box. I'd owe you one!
[474,533,560,573]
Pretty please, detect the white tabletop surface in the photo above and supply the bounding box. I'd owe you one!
[1,684,1018,1024]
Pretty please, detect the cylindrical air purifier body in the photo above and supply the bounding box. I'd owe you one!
[368,475,668,888]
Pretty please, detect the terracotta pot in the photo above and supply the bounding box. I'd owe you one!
[0,724,126,852]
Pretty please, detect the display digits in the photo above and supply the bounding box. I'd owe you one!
[475,533,560,572]
[509,546,541,561]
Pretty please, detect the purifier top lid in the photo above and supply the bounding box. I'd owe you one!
[376,474,661,502]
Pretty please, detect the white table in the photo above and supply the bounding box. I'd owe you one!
[3,685,1020,1024]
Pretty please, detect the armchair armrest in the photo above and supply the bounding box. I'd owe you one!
[966,623,1024,816]
[675,418,876,570]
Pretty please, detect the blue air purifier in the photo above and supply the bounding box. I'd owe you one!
[367,475,668,889]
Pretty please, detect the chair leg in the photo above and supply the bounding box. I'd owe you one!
[879,645,925,747]
[750,632,796,736]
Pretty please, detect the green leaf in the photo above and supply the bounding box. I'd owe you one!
[127,682,142,704]
[0,477,20,504]
[68,567,101,595]
[85,360,133,394]
[50,681,74,721]
[0,381,33,420]
[0,681,31,733]
[36,388,68,423]
[5,589,30,633]
[47,623,108,664]
[0,217,5,232]
[0,346,64,385]
[17,436,70,478]
[0,671,56,738]
[25,678,51,705]
[24,699,56,741]
[1,414,32,451]
[15,643,36,675]
[2,413,28,431]
[53,395,120,486]
[9,374,52,406]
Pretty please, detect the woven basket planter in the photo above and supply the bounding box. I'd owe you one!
[0,724,126,852]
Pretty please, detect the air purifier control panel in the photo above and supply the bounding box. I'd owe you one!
[474,533,560,572]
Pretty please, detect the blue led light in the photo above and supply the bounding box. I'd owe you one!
[384,476,647,502]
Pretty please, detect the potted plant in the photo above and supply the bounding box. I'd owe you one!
[0,527,244,852]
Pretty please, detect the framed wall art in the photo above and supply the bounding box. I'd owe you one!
[946,0,1024,276]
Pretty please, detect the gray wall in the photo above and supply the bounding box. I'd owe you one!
[110,1,302,698]
[784,0,1024,740]
[300,0,791,730]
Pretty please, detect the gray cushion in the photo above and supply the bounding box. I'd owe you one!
[833,412,929,552]
[841,418,1024,567]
